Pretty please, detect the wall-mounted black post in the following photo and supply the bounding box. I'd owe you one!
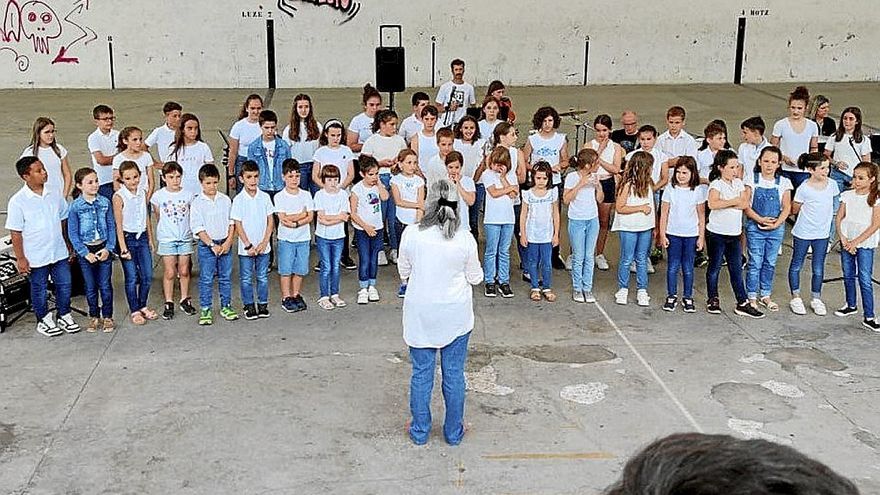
[430,36,436,87]
[734,17,746,84]
[583,36,590,86]
[266,19,276,88]
[108,36,115,89]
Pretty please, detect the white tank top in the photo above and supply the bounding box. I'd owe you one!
[529,132,566,184]
[611,186,655,232]
[417,131,439,169]
[588,139,617,180]
[115,187,148,234]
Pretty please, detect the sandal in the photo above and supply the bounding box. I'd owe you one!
[542,289,557,302]
[141,307,159,320]
[330,294,346,308]
[759,297,779,312]
[529,289,541,301]
[130,311,146,326]
[87,318,101,333]
[318,297,335,310]
[102,318,115,333]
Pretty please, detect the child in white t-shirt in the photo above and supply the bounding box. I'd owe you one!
[350,156,389,304]
[445,151,476,233]
[88,104,119,201]
[231,161,275,320]
[145,101,182,164]
[770,86,819,189]
[481,147,518,298]
[170,113,214,196]
[150,161,196,320]
[737,116,770,172]
[788,152,839,316]
[659,157,705,313]
[274,159,314,314]
[564,149,604,303]
[825,107,873,241]
[836,162,880,330]
[312,119,357,269]
[228,94,263,193]
[112,126,156,199]
[22,117,72,198]
[627,124,671,268]
[612,152,656,307]
[519,162,559,302]
[313,164,351,310]
[453,115,485,237]
[391,149,426,297]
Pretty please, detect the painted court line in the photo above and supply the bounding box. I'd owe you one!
[593,301,704,433]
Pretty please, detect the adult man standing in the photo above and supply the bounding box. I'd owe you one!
[611,110,640,154]
[435,59,476,129]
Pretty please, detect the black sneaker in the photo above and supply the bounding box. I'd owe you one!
[521,271,531,283]
[863,318,880,332]
[682,298,696,313]
[662,296,677,312]
[706,298,721,314]
[162,302,174,320]
[179,297,197,316]
[695,252,708,268]
[499,284,514,298]
[484,283,497,298]
[341,257,357,270]
[281,297,297,313]
[735,301,765,319]
[552,256,567,270]
[835,306,858,317]
[257,303,270,318]
[243,304,258,320]
[293,295,307,312]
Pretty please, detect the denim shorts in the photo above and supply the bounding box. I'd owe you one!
[157,239,193,256]
[277,239,310,276]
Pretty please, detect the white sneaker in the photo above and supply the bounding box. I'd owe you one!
[357,288,369,304]
[36,314,62,337]
[789,297,807,315]
[583,291,596,303]
[637,289,650,307]
[646,258,655,274]
[388,249,398,264]
[596,254,610,271]
[615,288,628,305]
[810,298,827,316]
[564,254,573,271]
[377,250,389,266]
[56,313,80,333]
[572,291,585,303]
[367,285,380,302]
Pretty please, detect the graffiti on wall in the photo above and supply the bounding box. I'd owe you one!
[277,0,361,25]
[1,0,96,71]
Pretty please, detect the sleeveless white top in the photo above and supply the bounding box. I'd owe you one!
[611,186,655,232]
[529,132,566,184]
[587,139,617,180]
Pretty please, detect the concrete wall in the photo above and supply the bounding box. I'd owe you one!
[0,0,876,88]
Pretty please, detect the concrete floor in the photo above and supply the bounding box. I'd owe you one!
[1,84,879,494]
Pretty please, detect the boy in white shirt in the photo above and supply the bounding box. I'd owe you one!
[435,59,476,129]
[6,156,80,336]
[399,92,430,145]
[657,106,698,161]
[88,104,119,201]
[737,116,770,171]
[231,160,275,320]
[423,128,455,185]
[350,156,389,304]
[190,163,238,326]
[151,161,196,320]
[274,159,314,313]
[145,101,182,165]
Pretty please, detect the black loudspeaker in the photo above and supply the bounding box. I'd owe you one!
[375,25,405,93]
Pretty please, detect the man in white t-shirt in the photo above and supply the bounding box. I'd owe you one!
[435,59,476,129]
[146,101,182,164]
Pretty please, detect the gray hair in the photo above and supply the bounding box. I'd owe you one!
[419,179,460,239]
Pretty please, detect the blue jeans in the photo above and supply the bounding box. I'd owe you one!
[706,231,747,303]
[197,239,233,309]
[483,223,514,284]
[513,204,526,271]
[617,229,653,290]
[233,155,247,194]
[299,161,319,195]
[29,259,71,320]
[77,255,113,318]
[120,232,153,313]
[408,331,471,445]
[568,218,600,292]
[745,225,784,299]
[788,236,829,298]
[783,170,810,190]
[666,234,697,298]
[842,248,875,318]
[239,253,269,305]
[379,173,398,250]
[470,184,486,239]
[526,242,552,289]
[98,183,114,202]
[316,236,343,297]
[355,228,384,288]
[829,168,850,240]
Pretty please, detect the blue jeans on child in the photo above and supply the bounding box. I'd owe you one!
[568,217,600,293]
[394,220,412,252]
[842,248,875,318]
[198,239,233,310]
[666,234,697,298]
[77,255,113,318]
[706,231,747,303]
[316,237,343,297]
[526,242,552,290]
[98,183,114,202]
[239,253,269,305]
[745,225,784,300]
[355,228,384,288]
[788,236,829,298]
[299,161,318,195]
[379,173,398,250]
[120,232,153,313]
[617,229,653,290]
[830,168,850,240]
[29,259,71,321]
[483,223,514,284]
[408,331,471,445]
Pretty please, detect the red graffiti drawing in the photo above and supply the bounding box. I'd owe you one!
[277,0,361,25]
[1,0,95,70]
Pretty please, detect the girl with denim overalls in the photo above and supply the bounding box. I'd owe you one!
[744,146,792,311]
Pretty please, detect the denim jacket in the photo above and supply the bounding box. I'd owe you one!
[247,136,291,193]
[68,195,117,257]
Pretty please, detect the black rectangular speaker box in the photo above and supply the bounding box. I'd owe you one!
[376,46,405,93]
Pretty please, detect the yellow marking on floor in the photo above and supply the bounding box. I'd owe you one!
[482,452,615,460]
